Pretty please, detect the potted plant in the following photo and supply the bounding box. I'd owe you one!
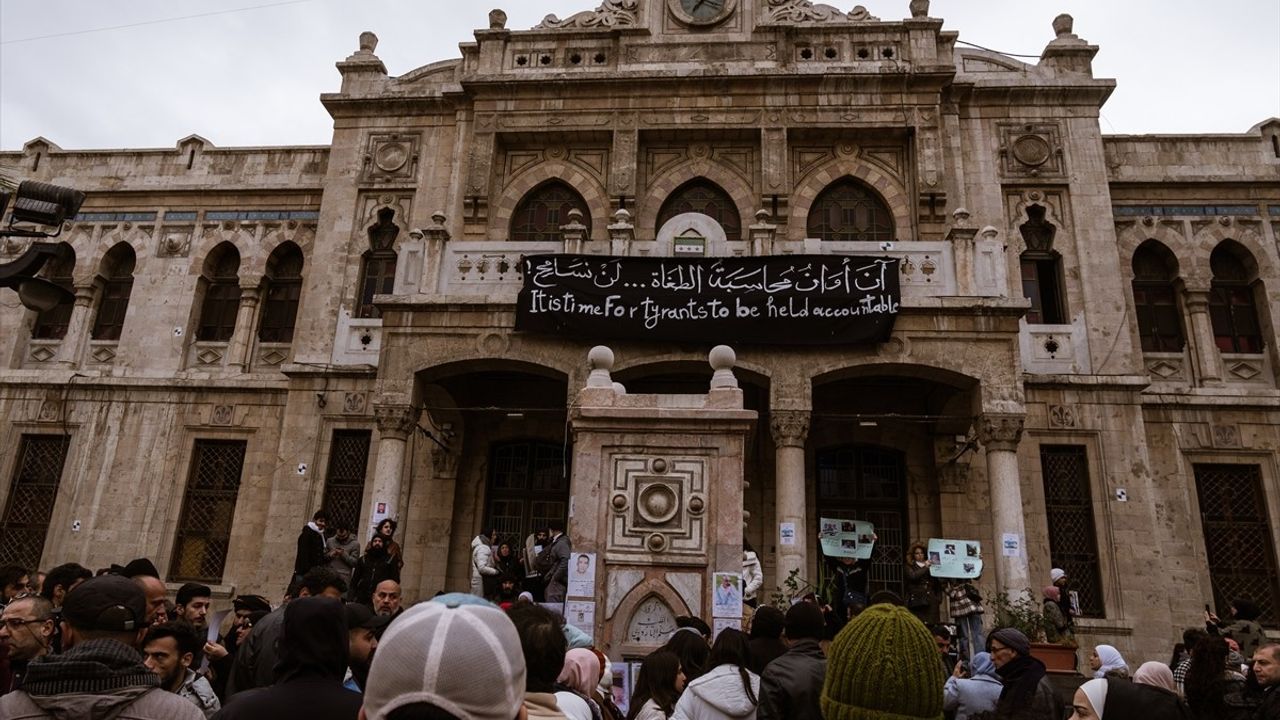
[989,590,1078,673]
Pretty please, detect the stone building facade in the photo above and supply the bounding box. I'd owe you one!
[1,0,1278,661]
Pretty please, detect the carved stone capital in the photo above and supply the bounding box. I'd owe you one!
[977,414,1024,452]
[769,410,810,448]
[374,404,416,440]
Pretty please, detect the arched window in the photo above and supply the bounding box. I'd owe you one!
[510,181,590,243]
[258,242,304,343]
[1209,242,1263,353]
[1131,241,1183,352]
[356,208,399,319]
[656,179,741,242]
[196,243,241,342]
[91,243,136,341]
[806,178,894,243]
[31,247,76,340]
[1018,205,1067,324]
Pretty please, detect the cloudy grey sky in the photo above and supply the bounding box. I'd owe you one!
[1,0,1276,150]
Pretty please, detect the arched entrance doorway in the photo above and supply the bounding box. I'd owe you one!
[486,440,568,545]
[815,444,908,598]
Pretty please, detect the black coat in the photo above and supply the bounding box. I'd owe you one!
[350,550,401,605]
[757,639,826,720]
[293,525,327,576]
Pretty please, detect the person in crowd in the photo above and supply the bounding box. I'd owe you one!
[663,627,711,683]
[372,579,403,618]
[294,510,330,582]
[1090,644,1129,679]
[508,602,570,719]
[28,573,44,597]
[830,556,870,625]
[1135,660,1180,695]
[818,603,944,720]
[342,602,388,693]
[471,527,500,598]
[213,596,360,720]
[326,523,361,587]
[594,652,625,720]
[0,574,204,719]
[932,625,960,679]
[1183,635,1256,720]
[758,600,826,720]
[904,542,941,624]
[676,617,712,643]
[945,577,986,662]
[1050,568,1075,623]
[38,562,91,655]
[1207,598,1267,661]
[174,583,212,634]
[742,540,763,609]
[1043,585,1076,647]
[556,648,602,720]
[358,598,527,720]
[986,627,1061,720]
[493,541,522,588]
[207,594,271,700]
[373,519,405,575]
[0,594,54,694]
[135,575,169,626]
[1174,627,1208,694]
[747,605,787,675]
[542,519,573,604]
[226,566,347,697]
[524,527,551,602]
[142,621,220,718]
[1253,642,1280,719]
[0,566,30,605]
[496,574,522,608]
[671,627,759,720]
[1072,676,1193,720]
[351,534,401,606]
[629,650,684,720]
[944,650,1002,720]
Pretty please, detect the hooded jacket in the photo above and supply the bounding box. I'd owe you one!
[213,597,361,720]
[943,652,1003,720]
[294,521,327,576]
[470,535,499,596]
[742,552,763,603]
[0,638,204,720]
[672,663,761,720]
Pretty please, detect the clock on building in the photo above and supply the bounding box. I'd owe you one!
[667,0,737,27]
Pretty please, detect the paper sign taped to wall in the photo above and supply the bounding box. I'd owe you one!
[779,522,796,546]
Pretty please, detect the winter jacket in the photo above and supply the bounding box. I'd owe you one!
[225,605,285,697]
[543,533,573,603]
[742,552,763,603]
[213,597,361,720]
[992,655,1060,720]
[632,698,670,720]
[554,689,595,720]
[757,639,825,720]
[943,675,1002,720]
[177,669,221,718]
[325,535,361,584]
[905,561,941,619]
[1210,619,1267,661]
[1042,599,1075,647]
[470,535,500,596]
[673,664,761,720]
[1257,685,1280,720]
[0,638,204,720]
[525,692,570,719]
[294,522,328,576]
[350,548,401,605]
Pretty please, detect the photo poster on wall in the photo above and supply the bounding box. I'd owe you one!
[818,517,876,560]
[567,552,597,599]
[713,617,742,640]
[712,572,744,618]
[926,538,984,579]
[565,600,595,642]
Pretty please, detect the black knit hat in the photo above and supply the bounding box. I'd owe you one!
[63,575,147,632]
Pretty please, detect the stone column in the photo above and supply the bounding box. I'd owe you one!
[225,285,261,372]
[978,414,1031,599]
[770,409,810,591]
[367,404,416,536]
[1183,288,1223,386]
[55,284,96,367]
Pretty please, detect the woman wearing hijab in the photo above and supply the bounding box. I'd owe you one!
[986,628,1061,720]
[943,651,1002,720]
[1089,644,1129,679]
[1071,677,1192,719]
[557,648,604,720]
[1134,661,1179,695]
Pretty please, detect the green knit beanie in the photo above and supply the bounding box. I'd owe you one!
[820,604,945,720]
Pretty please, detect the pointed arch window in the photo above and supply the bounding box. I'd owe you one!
[1209,243,1263,353]
[259,242,304,343]
[357,208,399,319]
[31,248,76,340]
[806,178,894,243]
[196,244,241,342]
[91,244,136,341]
[1131,241,1184,352]
[510,181,590,243]
[656,179,741,242]
[1019,205,1067,324]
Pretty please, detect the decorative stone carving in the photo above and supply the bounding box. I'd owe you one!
[999,123,1065,177]
[489,9,508,29]
[374,404,417,440]
[37,399,61,423]
[195,347,224,366]
[1047,404,1078,429]
[363,133,420,182]
[606,570,645,618]
[1211,424,1241,448]
[763,0,878,23]
[210,405,235,426]
[587,346,615,389]
[536,0,639,29]
[343,392,367,414]
[158,230,192,258]
[608,455,709,562]
[977,414,1024,452]
[625,596,677,644]
[770,410,810,448]
[909,0,929,18]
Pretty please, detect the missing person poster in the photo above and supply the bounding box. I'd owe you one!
[565,600,595,641]
[712,572,744,618]
[567,552,597,599]
[818,518,876,560]
[927,538,984,579]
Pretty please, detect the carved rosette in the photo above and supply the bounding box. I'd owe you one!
[374,404,417,441]
[977,414,1025,452]
[536,0,639,29]
[769,410,811,448]
[764,0,878,23]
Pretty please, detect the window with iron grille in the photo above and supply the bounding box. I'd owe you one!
[510,182,591,243]
[815,445,908,599]
[357,209,399,319]
[170,439,246,583]
[1039,445,1105,617]
[321,430,371,534]
[657,179,741,242]
[196,245,241,342]
[483,441,568,547]
[258,243,304,343]
[0,435,70,570]
[806,178,894,243]
[91,244,137,341]
[1194,464,1280,627]
[31,251,76,340]
[1131,242,1184,352]
[1209,244,1264,354]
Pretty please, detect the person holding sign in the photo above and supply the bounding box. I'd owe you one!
[831,556,871,624]
[905,542,942,624]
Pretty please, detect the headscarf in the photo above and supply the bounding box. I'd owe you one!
[1093,644,1128,678]
[1043,586,1061,603]
[1134,661,1177,693]
[558,648,602,696]
[1087,677,1191,719]
[1080,678,1108,718]
[969,651,998,679]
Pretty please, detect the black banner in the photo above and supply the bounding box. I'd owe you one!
[515,254,900,346]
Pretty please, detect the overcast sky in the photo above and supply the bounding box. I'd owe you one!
[1,0,1277,150]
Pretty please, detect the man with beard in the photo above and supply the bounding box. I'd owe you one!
[295,511,330,582]
[326,524,361,588]
[351,535,399,606]
[372,580,403,618]
[141,622,220,718]
[342,603,389,693]
[0,595,54,694]
[38,562,92,655]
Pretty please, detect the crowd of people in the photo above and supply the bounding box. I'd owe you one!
[0,519,1277,720]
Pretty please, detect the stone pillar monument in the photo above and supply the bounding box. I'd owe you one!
[978,413,1032,599]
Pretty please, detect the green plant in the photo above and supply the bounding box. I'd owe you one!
[987,589,1050,643]
[769,568,816,610]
